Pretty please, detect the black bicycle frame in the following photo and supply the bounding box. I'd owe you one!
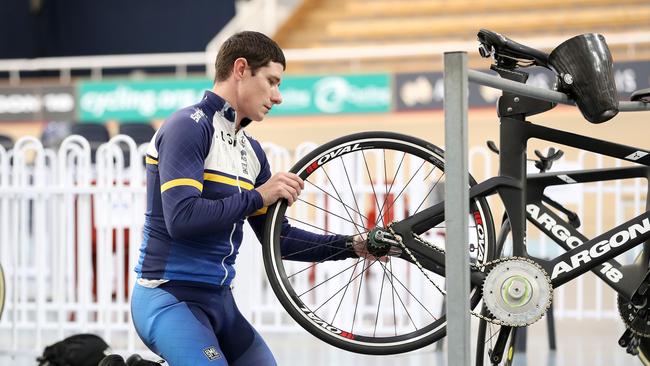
[496,106,650,299]
[527,166,650,299]
[391,67,650,300]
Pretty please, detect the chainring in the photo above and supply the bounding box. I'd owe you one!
[618,294,650,338]
[482,258,553,327]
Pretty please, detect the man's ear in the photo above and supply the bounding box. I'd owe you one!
[233,58,248,80]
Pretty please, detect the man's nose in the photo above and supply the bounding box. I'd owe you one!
[271,89,282,104]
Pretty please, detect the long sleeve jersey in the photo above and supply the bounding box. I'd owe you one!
[135,91,354,286]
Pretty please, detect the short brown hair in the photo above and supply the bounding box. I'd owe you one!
[214,31,286,82]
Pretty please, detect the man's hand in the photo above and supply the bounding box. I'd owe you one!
[255,172,304,206]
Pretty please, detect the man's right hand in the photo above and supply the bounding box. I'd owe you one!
[255,172,304,206]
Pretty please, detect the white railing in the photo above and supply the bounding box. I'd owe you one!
[0,136,646,356]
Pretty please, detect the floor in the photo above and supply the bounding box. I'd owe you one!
[0,318,639,365]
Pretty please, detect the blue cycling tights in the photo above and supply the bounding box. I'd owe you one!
[131,281,276,365]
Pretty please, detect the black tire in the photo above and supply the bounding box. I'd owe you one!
[263,131,496,355]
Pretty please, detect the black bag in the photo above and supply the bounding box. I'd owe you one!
[37,333,111,366]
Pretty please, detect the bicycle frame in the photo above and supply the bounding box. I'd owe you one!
[392,68,650,301]
[527,166,650,299]
[496,111,650,297]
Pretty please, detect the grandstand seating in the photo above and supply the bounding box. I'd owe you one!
[70,123,110,163]
[0,134,13,150]
[118,123,155,145]
[274,0,650,73]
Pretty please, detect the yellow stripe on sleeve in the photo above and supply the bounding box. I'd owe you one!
[145,157,158,165]
[249,207,268,216]
[160,178,203,193]
[203,173,254,191]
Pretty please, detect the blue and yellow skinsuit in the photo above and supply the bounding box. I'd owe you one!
[131,91,355,365]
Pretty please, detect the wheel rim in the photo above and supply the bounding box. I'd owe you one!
[264,134,493,353]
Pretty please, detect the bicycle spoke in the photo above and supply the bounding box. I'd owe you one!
[350,258,368,334]
[382,264,419,331]
[375,152,406,228]
[390,259,397,336]
[379,159,427,225]
[331,258,364,323]
[340,155,367,236]
[412,172,444,216]
[280,233,369,261]
[285,215,347,236]
[376,260,438,320]
[302,259,379,318]
[304,179,371,223]
[373,264,387,337]
[285,246,355,279]
[297,258,366,298]
[296,197,367,232]
[359,150,383,227]
[322,167,365,238]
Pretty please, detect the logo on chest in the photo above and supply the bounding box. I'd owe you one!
[240,149,249,175]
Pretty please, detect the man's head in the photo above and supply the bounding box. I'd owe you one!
[214,31,286,123]
[215,31,286,82]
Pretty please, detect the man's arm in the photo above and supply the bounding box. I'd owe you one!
[157,111,264,238]
[246,139,357,261]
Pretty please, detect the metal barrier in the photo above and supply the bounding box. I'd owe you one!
[0,135,645,356]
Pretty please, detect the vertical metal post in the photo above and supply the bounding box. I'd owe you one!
[444,51,470,366]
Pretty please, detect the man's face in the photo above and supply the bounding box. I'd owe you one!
[237,61,283,122]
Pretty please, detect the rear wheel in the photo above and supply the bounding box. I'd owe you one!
[263,131,496,354]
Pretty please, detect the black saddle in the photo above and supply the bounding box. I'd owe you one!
[477,29,550,68]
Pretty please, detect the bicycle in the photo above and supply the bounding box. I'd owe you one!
[261,29,650,364]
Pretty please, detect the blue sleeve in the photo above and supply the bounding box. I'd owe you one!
[246,138,355,261]
[157,111,264,239]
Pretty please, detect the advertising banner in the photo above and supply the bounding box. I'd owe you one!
[78,78,211,121]
[0,85,76,121]
[271,74,391,115]
[394,60,650,111]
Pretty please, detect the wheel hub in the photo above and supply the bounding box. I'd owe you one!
[482,258,552,326]
[368,228,399,257]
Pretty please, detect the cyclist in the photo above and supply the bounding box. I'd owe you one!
[130,31,375,366]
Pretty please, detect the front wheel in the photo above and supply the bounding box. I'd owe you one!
[263,131,496,354]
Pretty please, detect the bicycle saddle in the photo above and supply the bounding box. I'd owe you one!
[477,29,550,68]
[631,88,650,103]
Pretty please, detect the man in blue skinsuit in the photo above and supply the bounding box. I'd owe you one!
[129,31,372,365]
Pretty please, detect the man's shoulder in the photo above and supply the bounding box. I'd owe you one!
[162,104,213,134]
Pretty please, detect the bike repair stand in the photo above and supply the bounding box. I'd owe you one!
[443,52,650,366]
[444,51,471,366]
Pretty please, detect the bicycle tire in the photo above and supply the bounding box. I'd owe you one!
[263,131,496,354]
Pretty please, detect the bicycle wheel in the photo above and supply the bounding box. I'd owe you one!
[263,131,496,354]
